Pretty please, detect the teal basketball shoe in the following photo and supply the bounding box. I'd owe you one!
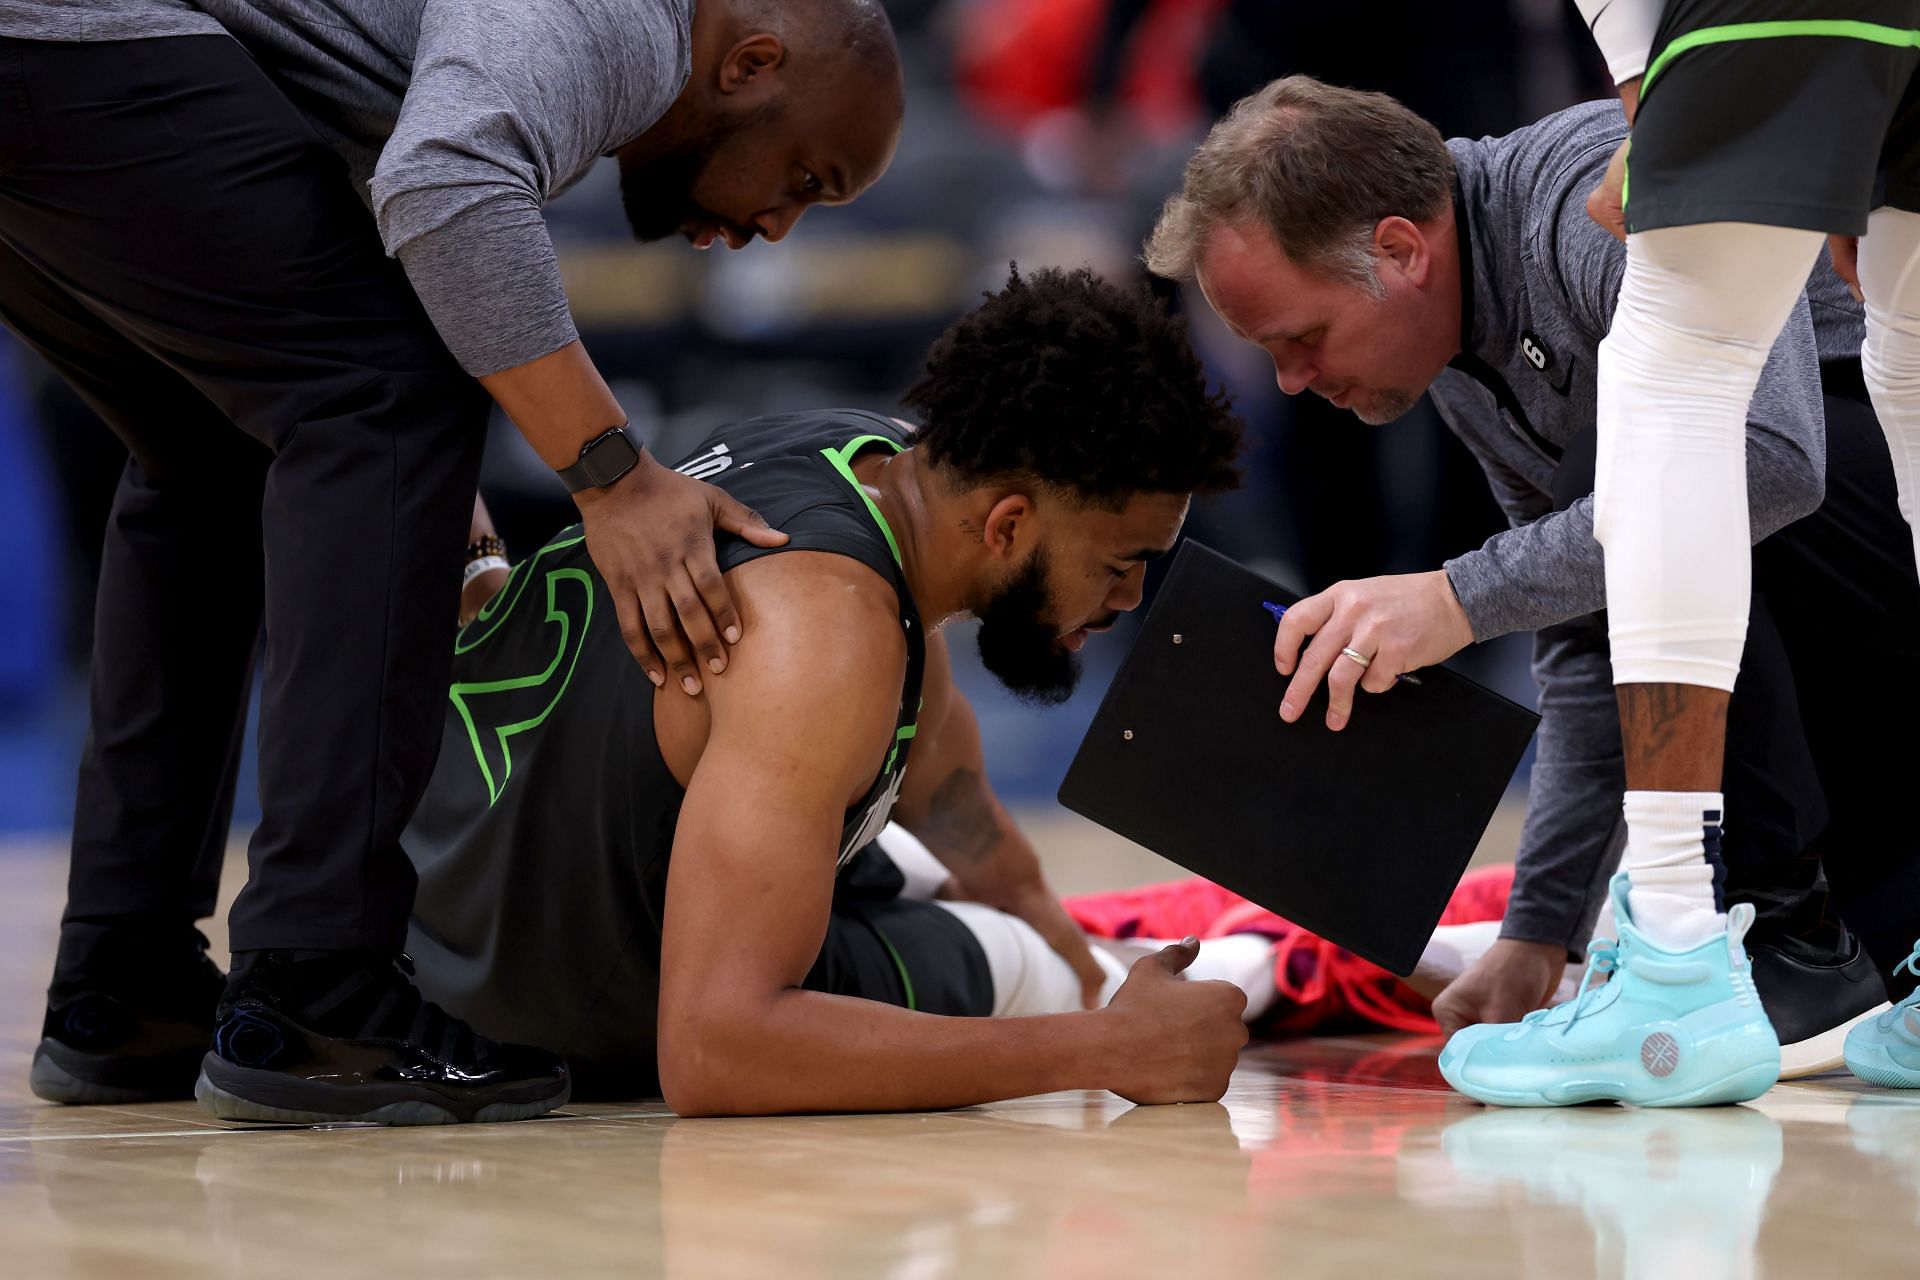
[1438,874,1780,1107]
[1842,942,1920,1088]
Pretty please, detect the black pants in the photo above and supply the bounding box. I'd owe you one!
[1555,364,1920,984]
[0,37,488,958]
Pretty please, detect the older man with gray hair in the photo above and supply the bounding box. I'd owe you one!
[1148,77,1920,1101]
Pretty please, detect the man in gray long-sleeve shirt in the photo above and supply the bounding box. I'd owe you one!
[1147,79,1920,1072]
[1,0,905,1124]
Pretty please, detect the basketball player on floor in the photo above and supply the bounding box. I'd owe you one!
[197,267,1264,1119]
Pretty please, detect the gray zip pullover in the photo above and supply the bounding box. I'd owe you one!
[0,0,694,377]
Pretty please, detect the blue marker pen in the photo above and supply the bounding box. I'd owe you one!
[1261,601,1423,686]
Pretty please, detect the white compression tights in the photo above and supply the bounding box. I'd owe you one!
[941,903,1556,1022]
[874,823,1281,1019]
[1596,212,1920,946]
[933,901,1287,1020]
[1861,207,1920,567]
[935,900,1281,1020]
[1598,212,1920,686]
[1595,221,1826,690]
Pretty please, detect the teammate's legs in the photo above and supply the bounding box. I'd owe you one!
[1839,205,1920,1087]
[1756,378,1920,990]
[1595,221,1825,948]
[1859,205,1920,563]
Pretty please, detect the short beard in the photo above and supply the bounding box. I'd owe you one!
[974,550,1080,707]
[619,142,711,242]
[618,104,779,244]
[1352,387,1423,425]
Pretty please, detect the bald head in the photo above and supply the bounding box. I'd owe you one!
[740,0,900,86]
[733,0,906,111]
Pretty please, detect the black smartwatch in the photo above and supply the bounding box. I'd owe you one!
[556,423,643,494]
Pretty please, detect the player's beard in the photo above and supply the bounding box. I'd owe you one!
[974,549,1080,707]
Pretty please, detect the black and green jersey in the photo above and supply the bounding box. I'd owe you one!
[404,409,926,1074]
[1625,0,1920,234]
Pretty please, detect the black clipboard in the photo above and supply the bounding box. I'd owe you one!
[1058,541,1539,975]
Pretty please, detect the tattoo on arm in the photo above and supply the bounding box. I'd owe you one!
[918,767,1001,863]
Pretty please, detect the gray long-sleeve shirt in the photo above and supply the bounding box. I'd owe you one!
[0,0,693,376]
[1431,99,1864,955]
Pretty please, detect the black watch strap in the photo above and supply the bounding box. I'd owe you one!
[556,423,644,494]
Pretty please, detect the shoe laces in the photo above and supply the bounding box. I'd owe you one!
[1879,941,1920,1028]
[1526,939,1619,1035]
[1896,941,1920,986]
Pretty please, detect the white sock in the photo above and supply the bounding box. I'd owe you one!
[1622,790,1727,950]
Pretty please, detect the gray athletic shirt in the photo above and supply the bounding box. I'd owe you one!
[0,0,693,376]
[1432,99,1864,954]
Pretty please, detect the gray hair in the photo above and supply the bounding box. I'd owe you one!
[1145,76,1454,295]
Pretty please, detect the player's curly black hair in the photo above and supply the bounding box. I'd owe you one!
[902,265,1244,509]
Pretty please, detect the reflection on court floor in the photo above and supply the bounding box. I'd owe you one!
[2,835,1917,1278]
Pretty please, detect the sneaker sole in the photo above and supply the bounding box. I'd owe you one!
[1843,1039,1920,1089]
[29,1039,202,1105]
[1441,1055,1780,1108]
[1779,1002,1890,1080]
[195,1055,570,1126]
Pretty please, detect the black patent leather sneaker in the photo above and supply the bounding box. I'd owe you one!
[33,992,217,1104]
[30,929,224,1104]
[195,951,569,1125]
[1751,932,1891,1079]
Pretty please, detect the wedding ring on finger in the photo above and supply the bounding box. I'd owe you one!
[1339,646,1372,670]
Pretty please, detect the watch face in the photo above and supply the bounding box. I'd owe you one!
[582,429,640,487]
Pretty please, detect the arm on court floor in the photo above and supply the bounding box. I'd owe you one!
[892,633,1107,1007]
[656,556,1244,1116]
